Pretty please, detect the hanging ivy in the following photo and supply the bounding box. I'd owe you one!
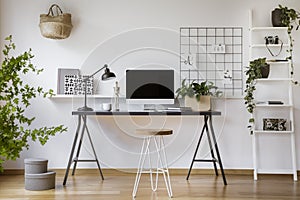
[277,4,300,84]
[244,58,267,134]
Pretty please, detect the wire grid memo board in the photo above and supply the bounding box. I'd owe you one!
[180,27,244,97]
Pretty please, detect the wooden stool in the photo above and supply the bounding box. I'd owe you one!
[132,129,173,198]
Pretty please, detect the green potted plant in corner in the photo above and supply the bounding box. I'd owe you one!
[0,35,67,172]
[244,57,269,133]
[272,4,300,82]
[176,79,222,111]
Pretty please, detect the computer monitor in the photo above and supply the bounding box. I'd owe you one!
[126,69,175,104]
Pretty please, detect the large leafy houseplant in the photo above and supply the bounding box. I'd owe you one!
[0,36,67,172]
[244,57,268,133]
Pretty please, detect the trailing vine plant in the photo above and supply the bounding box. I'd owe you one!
[277,4,300,84]
[244,57,267,134]
[0,35,67,172]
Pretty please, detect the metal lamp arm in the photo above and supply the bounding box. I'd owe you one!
[88,64,108,79]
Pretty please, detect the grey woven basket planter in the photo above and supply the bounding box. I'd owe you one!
[24,158,48,174]
[25,171,56,191]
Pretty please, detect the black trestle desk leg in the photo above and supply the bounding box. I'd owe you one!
[186,122,206,180]
[63,115,82,186]
[205,115,219,176]
[84,115,104,180]
[209,115,227,185]
[71,115,86,176]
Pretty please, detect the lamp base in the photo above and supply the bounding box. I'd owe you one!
[77,106,94,111]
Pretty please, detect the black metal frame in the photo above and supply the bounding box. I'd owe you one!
[180,27,244,97]
[186,114,227,185]
[63,115,104,186]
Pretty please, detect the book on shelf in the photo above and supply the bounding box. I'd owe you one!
[267,59,288,63]
[268,101,284,105]
[256,101,284,105]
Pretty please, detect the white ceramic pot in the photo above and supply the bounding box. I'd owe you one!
[184,96,211,111]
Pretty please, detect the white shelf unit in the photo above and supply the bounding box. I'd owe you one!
[50,94,112,99]
[256,78,292,82]
[249,11,297,181]
[256,104,293,108]
[254,130,294,134]
[250,27,289,31]
[250,44,289,48]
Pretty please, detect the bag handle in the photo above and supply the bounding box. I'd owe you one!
[265,39,283,57]
[47,4,63,16]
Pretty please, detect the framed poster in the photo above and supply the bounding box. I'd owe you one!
[57,68,80,94]
[263,118,287,131]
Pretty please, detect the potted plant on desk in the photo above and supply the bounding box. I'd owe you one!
[176,79,222,111]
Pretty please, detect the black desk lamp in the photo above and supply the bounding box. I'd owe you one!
[78,64,116,111]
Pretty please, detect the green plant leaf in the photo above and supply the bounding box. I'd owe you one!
[175,79,222,102]
[0,35,67,172]
[276,4,300,84]
[244,57,269,133]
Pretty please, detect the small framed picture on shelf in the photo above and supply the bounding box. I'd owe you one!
[57,68,80,94]
[263,118,287,131]
[64,75,93,95]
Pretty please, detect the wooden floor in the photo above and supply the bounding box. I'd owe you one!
[0,169,299,200]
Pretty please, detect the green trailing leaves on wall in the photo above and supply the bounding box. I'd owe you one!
[244,57,268,134]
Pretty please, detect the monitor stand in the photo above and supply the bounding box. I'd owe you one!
[143,104,155,111]
[127,104,163,111]
[144,104,166,111]
[127,103,179,112]
[126,104,144,112]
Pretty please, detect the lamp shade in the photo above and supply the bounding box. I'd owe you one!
[102,67,116,80]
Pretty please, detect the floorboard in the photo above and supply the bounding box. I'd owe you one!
[0,169,299,199]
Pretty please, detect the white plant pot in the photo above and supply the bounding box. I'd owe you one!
[184,96,211,111]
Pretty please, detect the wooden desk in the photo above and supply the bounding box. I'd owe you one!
[63,110,227,186]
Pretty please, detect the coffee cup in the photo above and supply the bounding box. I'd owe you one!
[102,103,112,111]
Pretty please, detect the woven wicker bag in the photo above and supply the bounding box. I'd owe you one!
[39,4,73,39]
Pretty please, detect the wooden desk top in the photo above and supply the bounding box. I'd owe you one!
[72,110,221,116]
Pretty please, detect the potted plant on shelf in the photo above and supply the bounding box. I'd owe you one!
[244,57,269,134]
[272,4,300,82]
[0,35,67,172]
[272,4,300,29]
[176,79,222,111]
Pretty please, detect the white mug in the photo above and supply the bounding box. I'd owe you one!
[102,103,112,111]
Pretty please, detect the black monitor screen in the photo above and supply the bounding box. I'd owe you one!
[126,70,174,100]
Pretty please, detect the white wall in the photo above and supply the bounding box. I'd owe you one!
[1,0,300,171]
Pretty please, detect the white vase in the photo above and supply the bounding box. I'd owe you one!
[184,96,211,111]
